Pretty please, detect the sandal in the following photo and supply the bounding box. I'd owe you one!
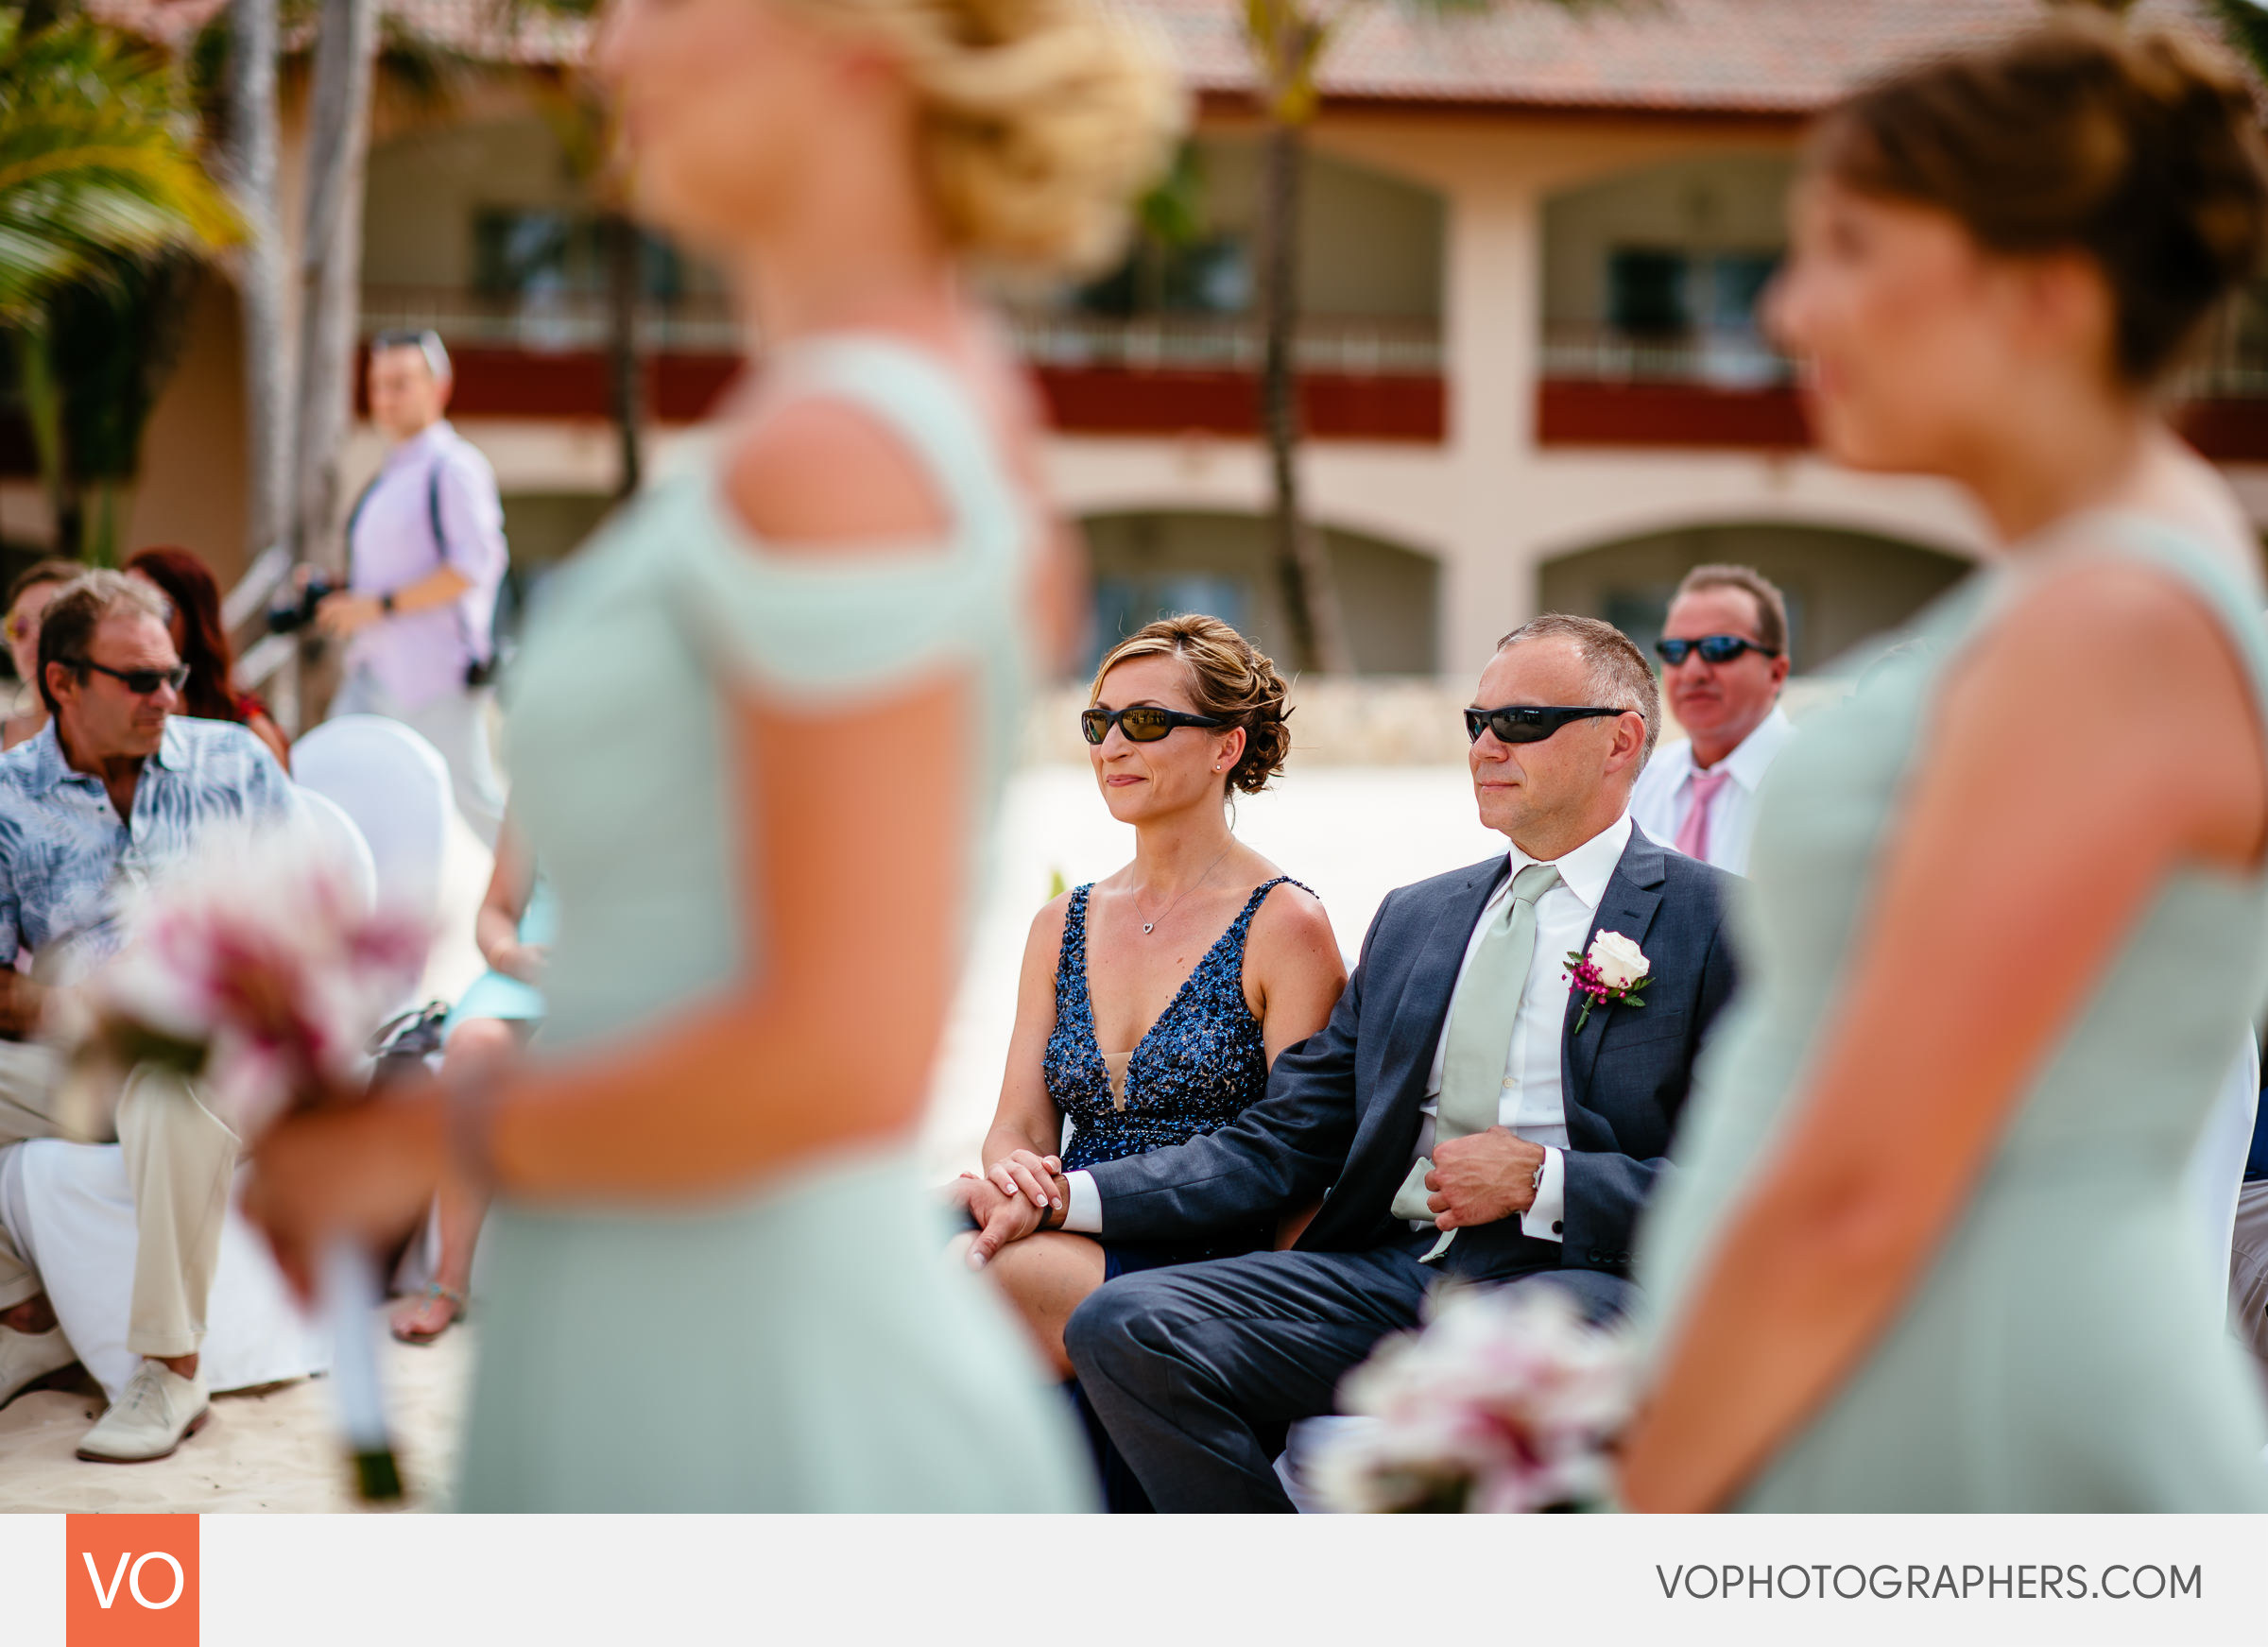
[389,1282,467,1347]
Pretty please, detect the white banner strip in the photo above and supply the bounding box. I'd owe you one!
[2,1510,2260,1646]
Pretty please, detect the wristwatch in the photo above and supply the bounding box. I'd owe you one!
[1531,1156,1548,1192]
[379,590,397,615]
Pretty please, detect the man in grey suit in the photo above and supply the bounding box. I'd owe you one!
[964,614,1742,1511]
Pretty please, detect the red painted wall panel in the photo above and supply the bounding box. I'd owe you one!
[1536,380,1813,448]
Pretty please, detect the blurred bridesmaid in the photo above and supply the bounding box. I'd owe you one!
[247,0,1180,1508]
[1624,16,2268,1511]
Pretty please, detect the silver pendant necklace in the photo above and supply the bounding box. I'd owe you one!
[1137,845,1233,935]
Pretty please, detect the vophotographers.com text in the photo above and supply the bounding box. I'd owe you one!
[1656,1563,2202,1602]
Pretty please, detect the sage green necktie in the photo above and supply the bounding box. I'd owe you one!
[1392,861,1561,1260]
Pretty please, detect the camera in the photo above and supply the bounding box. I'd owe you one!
[266,575,335,635]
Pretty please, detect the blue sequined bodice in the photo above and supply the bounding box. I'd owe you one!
[1046,878,1306,1172]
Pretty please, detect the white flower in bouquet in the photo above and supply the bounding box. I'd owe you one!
[1313,1282,1639,1513]
[63,821,431,1140]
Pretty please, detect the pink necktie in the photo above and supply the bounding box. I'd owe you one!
[1674,769,1733,863]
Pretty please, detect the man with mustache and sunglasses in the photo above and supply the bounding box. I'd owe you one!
[1627,563,1796,876]
[0,572,296,1464]
[960,614,1741,1511]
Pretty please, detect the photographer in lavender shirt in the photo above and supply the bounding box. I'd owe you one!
[318,330,508,848]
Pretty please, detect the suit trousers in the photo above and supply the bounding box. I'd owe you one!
[331,669,506,850]
[0,1041,238,1360]
[2232,1179,2268,1401]
[1065,1219,1631,1512]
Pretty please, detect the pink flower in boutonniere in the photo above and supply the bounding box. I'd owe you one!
[1564,930,1650,1032]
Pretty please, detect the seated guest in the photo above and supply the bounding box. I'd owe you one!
[2,560,85,752]
[1627,564,1795,875]
[126,547,293,771]
[0,571,296,1461]
[962,614,1741,1511]
[954,614,1344,1507]
[391,814,549,1345]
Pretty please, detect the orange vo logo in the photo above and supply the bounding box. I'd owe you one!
[66,1515,198,1646]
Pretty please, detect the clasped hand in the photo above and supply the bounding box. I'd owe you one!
[1425,1126,1545,1231]
[949,1146,1063,1269]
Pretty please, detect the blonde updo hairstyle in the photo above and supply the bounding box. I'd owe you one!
[1091,614,1293,797]
[785,0,1187,272]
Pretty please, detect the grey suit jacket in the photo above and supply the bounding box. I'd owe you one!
[1085,828,1740,1277]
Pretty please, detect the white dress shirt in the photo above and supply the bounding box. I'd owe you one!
[1407,812,1632,1244]
[1627,706,1794,876]
[1062,815,1634,1244]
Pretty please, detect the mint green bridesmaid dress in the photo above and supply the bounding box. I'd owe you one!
[1639,517,2268,1511]
[455,336,1091,1510]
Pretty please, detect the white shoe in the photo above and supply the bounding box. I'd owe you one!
[76,1360,208,1463]
[0,1324,77,1407]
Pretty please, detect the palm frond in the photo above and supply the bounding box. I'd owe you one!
[2208,0,2268,81]
[0,14,239,321]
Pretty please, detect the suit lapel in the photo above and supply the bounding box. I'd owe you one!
[1562,831,1669,1107]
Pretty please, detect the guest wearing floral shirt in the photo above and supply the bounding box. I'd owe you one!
[0,571,295,1466]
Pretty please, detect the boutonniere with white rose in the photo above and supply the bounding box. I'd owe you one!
[1565,931,1650,1031]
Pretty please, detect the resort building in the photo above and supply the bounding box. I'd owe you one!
[26,0,2268,678]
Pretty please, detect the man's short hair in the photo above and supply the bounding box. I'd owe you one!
[36,570,172,717]
[370,328,453,384]
[1671,563,1789,658]
[1495,612,1659,766]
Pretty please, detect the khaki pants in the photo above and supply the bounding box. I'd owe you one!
[0,1042,238,1361]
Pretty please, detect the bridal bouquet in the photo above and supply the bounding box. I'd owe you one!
[1311,1282,1639,1513]
[55,820,431,1502]
[57,822,429,1141]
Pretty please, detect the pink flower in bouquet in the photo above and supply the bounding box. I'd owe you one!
[1313,1282,1638,1513]
[73,822,431,1139]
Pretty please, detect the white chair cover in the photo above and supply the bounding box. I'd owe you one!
[0,1143,327,1399]
[292,714,453,929]
[294,787,379,916]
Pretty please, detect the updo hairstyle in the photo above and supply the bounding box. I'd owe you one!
[1813,13,2268,386]
[1090,614,1292,795]
[787,0,1186,273]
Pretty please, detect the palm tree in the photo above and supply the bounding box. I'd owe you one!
[1242,0,1596,674]
[223,0,291,567]
[290,0,380,579]
[0,10,239,559]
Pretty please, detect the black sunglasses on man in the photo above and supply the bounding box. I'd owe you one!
[1654,634,1778,667]
[1463,704,1628,745]
[70,659,190,697]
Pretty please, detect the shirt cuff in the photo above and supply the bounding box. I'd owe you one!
[1521,1146,1566,1243]
[1063,1170,1103,1234]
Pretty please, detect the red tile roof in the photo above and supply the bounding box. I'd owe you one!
[88,0,2237,112]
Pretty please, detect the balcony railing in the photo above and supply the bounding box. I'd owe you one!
[361,286,1446,382]
[360,284,746,353]
[1002,313,1442,378]
[1539,322,1792,388]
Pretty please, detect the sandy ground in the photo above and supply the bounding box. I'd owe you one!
[1,763,1491,1514]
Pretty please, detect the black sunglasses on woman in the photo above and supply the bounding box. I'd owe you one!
[1081,705,1227,746]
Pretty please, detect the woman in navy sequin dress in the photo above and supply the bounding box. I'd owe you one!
[954,617,1345,1501]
